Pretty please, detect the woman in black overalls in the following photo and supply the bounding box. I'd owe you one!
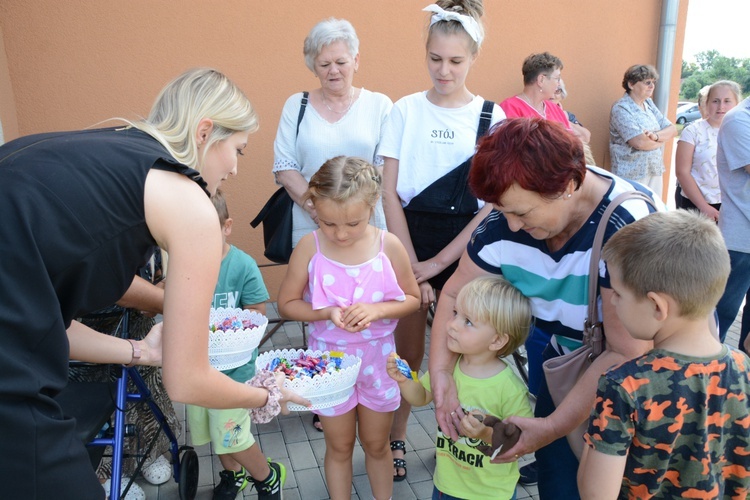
[0,68,305,499]
[378,0,505,482]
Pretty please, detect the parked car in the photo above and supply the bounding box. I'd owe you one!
[676,103,701,125]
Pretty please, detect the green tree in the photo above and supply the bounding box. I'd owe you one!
[695,50,720,71]
[680,78,701,100]
[681,60,698,79]
[680,50,750,99]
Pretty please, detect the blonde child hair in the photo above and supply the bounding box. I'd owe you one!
[305,155,381,208]
[602,210,730,319]
[455,276,533,356]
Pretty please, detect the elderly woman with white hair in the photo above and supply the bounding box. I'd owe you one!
[273,18,391,250]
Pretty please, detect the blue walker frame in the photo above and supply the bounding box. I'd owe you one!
[62,309,199,500]
[87,364,198,500]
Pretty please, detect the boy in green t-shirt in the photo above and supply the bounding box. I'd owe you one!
[187,190,284,500]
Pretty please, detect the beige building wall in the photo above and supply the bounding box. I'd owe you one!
[0,1,688,297]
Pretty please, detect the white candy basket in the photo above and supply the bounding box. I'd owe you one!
[256,349,362,411]
[208,308,267,371]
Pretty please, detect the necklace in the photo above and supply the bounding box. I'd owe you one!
[322,88,355,115]
[517,93,546,119]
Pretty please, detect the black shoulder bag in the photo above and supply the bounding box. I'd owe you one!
[404,100,495,216]
[250,92,309,264]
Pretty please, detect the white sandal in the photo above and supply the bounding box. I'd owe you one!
[102,478,146,500]
[142,454,172,485]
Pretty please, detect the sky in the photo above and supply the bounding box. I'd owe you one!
[682,0,750,62]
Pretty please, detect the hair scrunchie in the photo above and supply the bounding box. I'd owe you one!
[246,370,283,424]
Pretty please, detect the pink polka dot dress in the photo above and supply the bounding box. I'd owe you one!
[307,230,406,416]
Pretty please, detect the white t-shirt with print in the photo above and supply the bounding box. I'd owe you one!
[272,89,392,245]
[379,92,505,207]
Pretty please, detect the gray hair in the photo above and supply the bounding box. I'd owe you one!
[303,18,359,72]
[622,64,659,94]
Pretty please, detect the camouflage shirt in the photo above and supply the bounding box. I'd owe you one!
[585,345,750,499]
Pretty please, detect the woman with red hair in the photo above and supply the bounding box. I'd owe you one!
[428,117,663,499]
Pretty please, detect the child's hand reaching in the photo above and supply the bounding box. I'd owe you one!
[460,411,491,442]
[340,302,376,331]
[387,352,409,383]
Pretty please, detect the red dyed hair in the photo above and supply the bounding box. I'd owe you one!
[469,117,586,203]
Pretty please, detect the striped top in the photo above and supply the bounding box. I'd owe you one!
[467,166,663,351]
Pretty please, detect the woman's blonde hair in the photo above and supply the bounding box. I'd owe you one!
[426,0,485,56]
[306,156,381,208]
[697,84,712,117]
[130,68,258,171]
[707,80,742,107]
[456,276,532,357]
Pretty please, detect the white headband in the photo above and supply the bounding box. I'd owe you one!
[423,4,483,46]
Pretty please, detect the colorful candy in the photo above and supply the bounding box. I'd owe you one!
[394,355,418,380]
[263,352,345,380]
[210,315,260,332]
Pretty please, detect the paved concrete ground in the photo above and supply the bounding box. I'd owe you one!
[128,135,747,500]
[138,302,539,499]
[138,300,743,500]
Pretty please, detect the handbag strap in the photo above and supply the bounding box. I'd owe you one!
[296,91,309,138]
[585,190,657,356]
[252,92,308,228]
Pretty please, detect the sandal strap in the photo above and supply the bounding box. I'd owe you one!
[393,458,407,469]
[390,440,406,451]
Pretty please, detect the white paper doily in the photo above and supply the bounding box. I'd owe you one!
[256,349,361,411]
[208,308,267,371]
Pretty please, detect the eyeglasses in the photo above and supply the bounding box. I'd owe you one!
[642,80,657,87]
[546,74,562,83]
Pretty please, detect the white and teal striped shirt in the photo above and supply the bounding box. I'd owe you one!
[467,166,664,353]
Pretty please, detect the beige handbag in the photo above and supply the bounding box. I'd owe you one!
[542,191,656,460]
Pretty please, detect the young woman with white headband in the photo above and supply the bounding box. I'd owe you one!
[379,0,504,484]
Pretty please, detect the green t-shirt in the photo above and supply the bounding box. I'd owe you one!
[213,245,269,383]
[421,359,533,500]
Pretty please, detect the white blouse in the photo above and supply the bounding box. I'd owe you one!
[679,119,720,204]
[272,89,392,245]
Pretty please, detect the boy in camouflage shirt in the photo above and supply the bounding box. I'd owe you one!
[577,210,750,499]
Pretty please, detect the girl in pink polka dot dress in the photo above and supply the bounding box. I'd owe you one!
[278,156,420,500]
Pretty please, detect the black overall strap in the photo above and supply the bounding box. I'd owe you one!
[296,91,309,138]
[475,100,495,143]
